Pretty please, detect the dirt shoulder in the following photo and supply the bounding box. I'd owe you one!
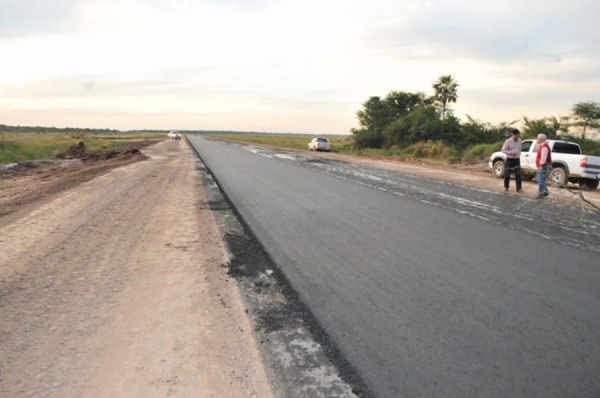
[320,151,600,207]
[0,141,154,222]
[0,140,272,397]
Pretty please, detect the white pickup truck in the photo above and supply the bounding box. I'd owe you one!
[489,139,600,190]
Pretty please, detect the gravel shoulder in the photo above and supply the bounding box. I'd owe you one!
[0,140,272,397]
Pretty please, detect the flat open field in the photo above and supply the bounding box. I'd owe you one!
[0,132,166,164]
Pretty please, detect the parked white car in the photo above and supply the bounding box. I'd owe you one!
[489,139,600,189]
[168,131,181,140]
[308,137,332,152]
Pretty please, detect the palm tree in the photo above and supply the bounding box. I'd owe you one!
[432,75,459,121]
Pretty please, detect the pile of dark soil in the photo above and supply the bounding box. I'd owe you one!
[56,142,142,162]
[57,142,87,159]
[0,160,61,177]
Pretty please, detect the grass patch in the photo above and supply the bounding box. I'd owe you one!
[462,142,503,162]
[0,132,164,164]
[337,141,459,163]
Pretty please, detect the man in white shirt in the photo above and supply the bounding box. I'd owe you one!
[501,128,523,192]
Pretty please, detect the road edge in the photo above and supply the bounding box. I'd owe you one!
[186,137,372,398]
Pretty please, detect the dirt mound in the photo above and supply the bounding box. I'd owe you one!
[57,142,87,159]
[56,142,143,162]
[0,160,62,177]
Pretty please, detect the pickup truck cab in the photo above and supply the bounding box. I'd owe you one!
[489,139,600,190]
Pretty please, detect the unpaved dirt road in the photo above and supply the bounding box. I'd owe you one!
[0,140,272,398]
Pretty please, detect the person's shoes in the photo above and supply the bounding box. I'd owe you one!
[516,189,523,193]
[536,194,547,199]
[505,188,509,192]
[543,192,549,197]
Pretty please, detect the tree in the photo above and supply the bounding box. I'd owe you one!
[383,105,442,147]
[383,91,430,122]
[461,115,515,143]
[432,75,459,121]
[353,92,431,149]
[351,127,384,149]
[522,115,570,139]
[571,101,600,140]
[356,96,387,133]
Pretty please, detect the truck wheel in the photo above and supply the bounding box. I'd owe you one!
[492,160,505,178]
[549,166,567,187]
[580,179,599,190]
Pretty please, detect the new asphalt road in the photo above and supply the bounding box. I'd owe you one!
[188,136,600,397]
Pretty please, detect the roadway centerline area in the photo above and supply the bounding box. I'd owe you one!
[227,139,600,253]
[188,135,600,397]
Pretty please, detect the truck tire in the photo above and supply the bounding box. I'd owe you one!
[549,166,567,187]
[580,179,599,190]
[492,160,505,178]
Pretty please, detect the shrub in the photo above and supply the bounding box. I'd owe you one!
[401,141,458,160]
[462,142,503,162]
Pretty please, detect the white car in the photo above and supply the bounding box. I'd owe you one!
[168,131,181,140]
[308,137,332,152]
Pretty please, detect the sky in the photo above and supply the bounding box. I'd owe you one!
[0,0,599,134]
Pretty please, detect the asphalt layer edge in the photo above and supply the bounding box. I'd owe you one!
[186,137,372,398]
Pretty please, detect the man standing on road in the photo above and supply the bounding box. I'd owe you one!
[536,133,552,199]
[501,128,523,192]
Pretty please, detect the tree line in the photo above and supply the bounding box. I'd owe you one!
[351,75,600,156]
[0,124,122,134]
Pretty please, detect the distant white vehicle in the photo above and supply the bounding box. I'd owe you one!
[308,137,332,152]
[168,131,181,140]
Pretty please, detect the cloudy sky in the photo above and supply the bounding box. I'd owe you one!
[1,0,599,133]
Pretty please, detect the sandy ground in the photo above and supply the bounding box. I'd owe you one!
[0,140,273,398]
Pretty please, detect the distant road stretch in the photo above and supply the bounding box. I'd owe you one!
[188,135,600,397]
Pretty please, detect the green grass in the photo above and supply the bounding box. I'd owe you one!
[0,132,165,164]
[462,142,503,162]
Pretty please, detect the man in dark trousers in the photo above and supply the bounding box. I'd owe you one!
[501,128,523,192]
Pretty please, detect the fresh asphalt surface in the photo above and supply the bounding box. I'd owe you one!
[188,136,600,397]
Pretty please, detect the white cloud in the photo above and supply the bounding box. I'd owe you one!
[0,0,79,37]
[0,0,599,132]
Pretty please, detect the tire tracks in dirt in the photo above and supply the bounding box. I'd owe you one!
[0,140,272,398]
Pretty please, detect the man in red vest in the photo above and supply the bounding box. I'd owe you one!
[535,133,552,198]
